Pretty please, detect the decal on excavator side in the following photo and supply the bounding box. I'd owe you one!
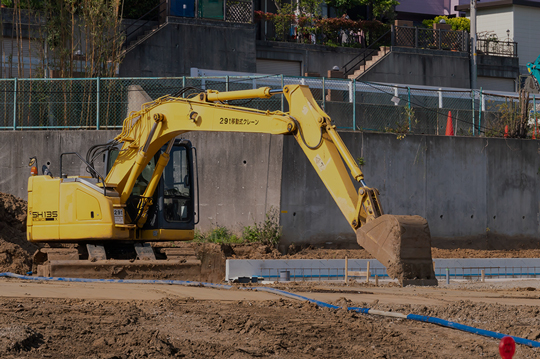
[219,118,259,125]
[31,211,58,221]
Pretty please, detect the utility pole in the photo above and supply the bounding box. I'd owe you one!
[470,0,477,89]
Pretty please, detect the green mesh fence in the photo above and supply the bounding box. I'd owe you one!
[0,76,522,138]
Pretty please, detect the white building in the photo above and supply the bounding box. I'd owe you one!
[456,0,540,74]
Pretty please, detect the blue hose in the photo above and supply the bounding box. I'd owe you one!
[1,272,539,348]
[407,314,540,348]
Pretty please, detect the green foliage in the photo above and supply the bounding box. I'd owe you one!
[194,226,242,244]
[298,0,324,17]
[273,2,294,41]
[1,0,43,9]
[123,0,160,19]
[242,208,282,247]
[422,16,470,32]
[485,91,530,138]
[356,157,365,166]
[255,10,390,47]
[360,0,399,19]
[325,0,399,18]
[194,209,282,247]
[2,0,125,78]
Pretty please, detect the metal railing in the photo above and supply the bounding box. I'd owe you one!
[392,25,468,52]
[123,0,168,46]
[477,38,518,57]
[0,75,524,138]
[342,30,391,77]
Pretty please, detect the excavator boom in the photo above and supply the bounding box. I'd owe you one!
[27,85,436,285]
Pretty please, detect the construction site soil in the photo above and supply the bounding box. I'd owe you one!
[1,193,540,357]
[0,281,539,358]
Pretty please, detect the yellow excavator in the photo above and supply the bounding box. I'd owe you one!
[27,85,437,286]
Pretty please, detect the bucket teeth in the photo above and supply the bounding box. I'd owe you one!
[356,214,438,286]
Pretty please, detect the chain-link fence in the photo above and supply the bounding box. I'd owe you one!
[0,75,525,138]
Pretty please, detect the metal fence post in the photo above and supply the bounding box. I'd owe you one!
[182,76,186,97]
[415,27,418,48]
[281,74,284,112]
[223,0,227,21]
[96,77,100,130]
[472,90,475,136]
[226,75,229,92]
[322,77,325,110]
[478,87,482,135]
[352,79,356,130]
[535,94,538,138]
[407,86,411,131]
[438,88,443,135]
[12,78,17,130]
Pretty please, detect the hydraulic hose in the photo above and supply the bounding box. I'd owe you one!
[1,272,539,348]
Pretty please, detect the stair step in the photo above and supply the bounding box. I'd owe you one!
[347,46,392,79]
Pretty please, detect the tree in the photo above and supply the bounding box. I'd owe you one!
[325,0,399,19]
[422,16,470,32]
[1,0,125,78]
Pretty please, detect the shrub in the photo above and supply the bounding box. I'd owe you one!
[242,208,282,247]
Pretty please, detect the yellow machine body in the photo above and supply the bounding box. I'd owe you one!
[27,85,437,285]
[27,176,128,242]
[27,176,193,242]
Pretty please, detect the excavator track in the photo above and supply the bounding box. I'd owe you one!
[32,244,202,280]
[356,214,438,286]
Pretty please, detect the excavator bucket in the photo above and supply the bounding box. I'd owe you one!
[356,214,438,286]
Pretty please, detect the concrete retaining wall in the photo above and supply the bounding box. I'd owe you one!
[280,132,540,248]
[256,40,365,77]
[120,17,257,77]
[2,130,540,248]
[360,47,471,88]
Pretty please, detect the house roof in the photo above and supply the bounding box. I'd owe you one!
[456,0,540,11]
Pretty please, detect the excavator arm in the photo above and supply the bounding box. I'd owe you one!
[104,85,436,285]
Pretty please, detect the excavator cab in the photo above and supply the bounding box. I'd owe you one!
[105,139,198,238]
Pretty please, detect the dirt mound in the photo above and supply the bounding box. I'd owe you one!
[0,193,37,274]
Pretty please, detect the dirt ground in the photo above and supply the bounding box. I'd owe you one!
[0,279,539,358]
[1,193,540,357]
[0,193,38,274]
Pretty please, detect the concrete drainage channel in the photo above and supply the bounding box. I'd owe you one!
[226,258,540,282]
[1,272,539,349]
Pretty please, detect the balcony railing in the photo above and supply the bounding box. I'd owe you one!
[391,25,469,52]
[476,38,517,57]
[164,0,253,23]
